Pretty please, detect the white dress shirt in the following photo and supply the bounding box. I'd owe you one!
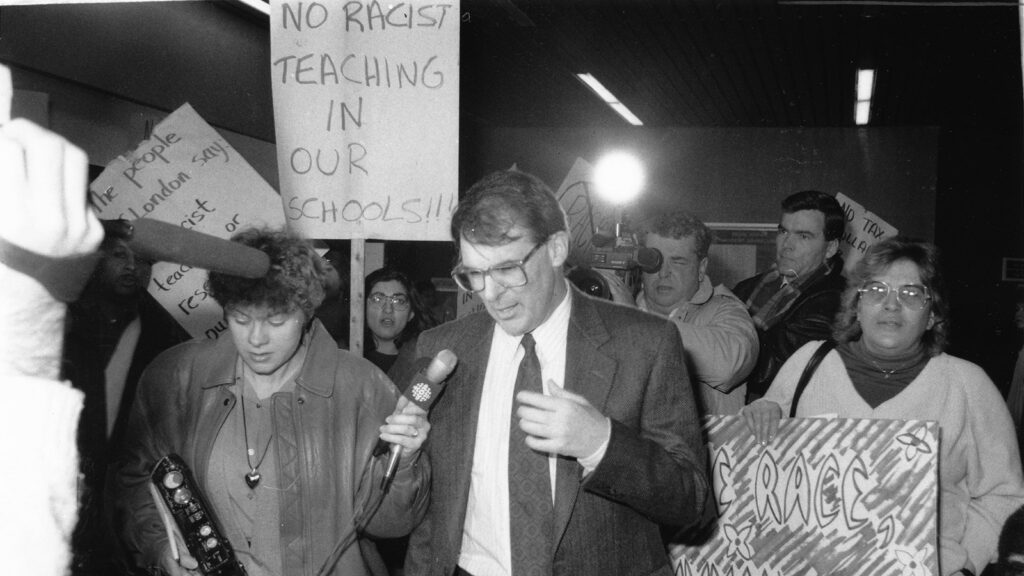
[458,284,572,576]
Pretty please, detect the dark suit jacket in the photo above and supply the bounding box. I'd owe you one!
[392,287,710,576]
[733,260,846,398]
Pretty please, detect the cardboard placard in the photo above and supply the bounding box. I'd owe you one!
[673,416,939,576]
[553,157,621,266]
[836,192,898,275]
[90,103,285,339]
[269,0,460,240]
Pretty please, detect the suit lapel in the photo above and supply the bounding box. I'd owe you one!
[435,315,495,549]
[553,291,617,546]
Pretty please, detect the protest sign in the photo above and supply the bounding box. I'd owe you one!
[456,288,485,319]
[672,416,938,576]
[90,103,285,340]
[836,192,898,274]
[270,0,459,240]
[553,157,621,266]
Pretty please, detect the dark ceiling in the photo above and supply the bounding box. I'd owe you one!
[2,1,1019,137]
[456,0,1022,129]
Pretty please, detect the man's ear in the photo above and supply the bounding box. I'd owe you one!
[825,238,840,260]
[548,231,570,268]
[698,257,709,282]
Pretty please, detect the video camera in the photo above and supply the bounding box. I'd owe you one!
[568,223,662,301]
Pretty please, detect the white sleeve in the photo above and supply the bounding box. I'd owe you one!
[0,376,83,576]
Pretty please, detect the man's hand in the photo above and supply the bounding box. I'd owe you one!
[740,400,783,446]
[595,269,635,306]
[515,382,610,459]
[379,395,431,458]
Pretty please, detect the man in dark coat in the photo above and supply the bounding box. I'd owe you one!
[733,190,846,403]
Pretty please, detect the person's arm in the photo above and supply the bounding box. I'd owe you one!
[959,366,1024,573]
[358,367,432,539]
[580,322,710,528]
[741,342,818,445]
[0,65,104,576]
[673,293,758,393]
[105,352,188,570]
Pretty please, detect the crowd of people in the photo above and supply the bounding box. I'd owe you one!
[5,99,1024,576]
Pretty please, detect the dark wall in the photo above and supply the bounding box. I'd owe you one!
[462,125,938,238]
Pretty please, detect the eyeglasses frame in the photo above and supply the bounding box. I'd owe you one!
[451,241,546,293]
[367,292,411,310]
[857,279,932,311]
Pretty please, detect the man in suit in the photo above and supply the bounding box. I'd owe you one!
[392,169,709,576]
[732,190,846,403]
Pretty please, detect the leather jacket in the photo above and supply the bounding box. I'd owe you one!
[733,260,846,398]
[107,321,429,576]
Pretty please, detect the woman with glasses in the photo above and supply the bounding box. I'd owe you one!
[743,236,1024,576]
[364,267,427,374]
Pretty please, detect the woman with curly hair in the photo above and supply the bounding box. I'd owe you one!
[108,228,431,576]
[743,236,1024,576]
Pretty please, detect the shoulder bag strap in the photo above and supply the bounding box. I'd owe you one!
[789,339,837,418]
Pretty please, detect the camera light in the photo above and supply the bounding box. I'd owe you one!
[593,152,645,205]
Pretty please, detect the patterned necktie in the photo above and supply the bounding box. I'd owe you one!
[508,333,554,575]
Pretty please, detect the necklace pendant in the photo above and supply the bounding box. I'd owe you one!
[245,469,261,489]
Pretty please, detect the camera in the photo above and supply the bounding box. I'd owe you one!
[568,224,662,301]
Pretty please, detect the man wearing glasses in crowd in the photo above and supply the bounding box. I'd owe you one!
[391,169,710,576]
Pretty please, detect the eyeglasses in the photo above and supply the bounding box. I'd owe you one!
[368,292,410,310]
[857,280,932,311]
[451,242,545,293]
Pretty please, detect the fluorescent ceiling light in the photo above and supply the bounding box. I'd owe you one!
[577,73,617,102]
[855,100,871,126]
[576,73,643,126]
[857,69,875,102]
[610,103,643,127]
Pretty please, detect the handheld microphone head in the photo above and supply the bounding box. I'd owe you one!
[382,349,458,491]
[406,349,458,410]
[636,247,663,274]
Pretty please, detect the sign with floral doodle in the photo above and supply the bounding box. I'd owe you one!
[671,416,939,576]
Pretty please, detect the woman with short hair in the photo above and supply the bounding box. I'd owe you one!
[109,228,430,576]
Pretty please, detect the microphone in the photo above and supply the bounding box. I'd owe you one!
[381,349,458,490]
[102,218,271,278]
